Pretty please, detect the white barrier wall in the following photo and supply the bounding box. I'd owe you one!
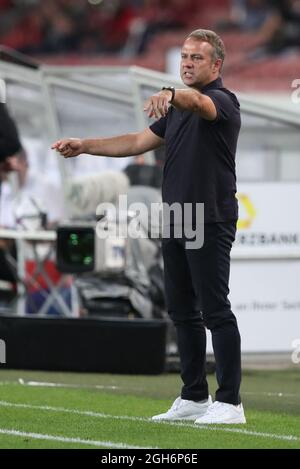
[208,182,300,353]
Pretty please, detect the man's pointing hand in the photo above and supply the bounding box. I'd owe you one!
[51,138,84,158]
[144,89,173,119]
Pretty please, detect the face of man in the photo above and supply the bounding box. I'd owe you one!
[180,37,221,89]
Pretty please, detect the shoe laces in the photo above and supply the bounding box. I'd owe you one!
[206,401,225,414]
[169,397,183,412]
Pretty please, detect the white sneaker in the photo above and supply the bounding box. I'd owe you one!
[151,395,212,421]
[194,401,246,424]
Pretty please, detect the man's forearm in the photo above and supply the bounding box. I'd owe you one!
[172,88,205,113]
[82,133,141,157]
[52,127,163,158]
[170,88,217,120]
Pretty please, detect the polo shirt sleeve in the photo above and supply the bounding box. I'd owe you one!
[204,89,236,123]
[149,115,168,139]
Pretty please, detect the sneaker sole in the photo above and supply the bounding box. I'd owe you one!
[195,416,246,425]
[152,412,210,421]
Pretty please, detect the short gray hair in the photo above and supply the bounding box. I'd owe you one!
[187,29,225,67]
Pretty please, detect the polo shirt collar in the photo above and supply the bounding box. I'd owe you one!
[200,77,223,92]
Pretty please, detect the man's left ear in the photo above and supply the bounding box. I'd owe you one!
[213,59,222,73]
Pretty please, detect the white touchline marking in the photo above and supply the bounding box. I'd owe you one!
[0,428,150,449]
[0,400,146,421]
[243,391,298,398]
[0,380,298,398]
[0,400,299,443]
[168,421,300,441]
[18,379,120,390]
[0,378,143,392]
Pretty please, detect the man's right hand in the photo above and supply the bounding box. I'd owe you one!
[51,138,84,158]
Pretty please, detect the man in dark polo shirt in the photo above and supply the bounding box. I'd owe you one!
[52,28,245,425]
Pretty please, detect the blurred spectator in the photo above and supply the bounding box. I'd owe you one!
[0,0,139,55]
[0,0,202,56]
[0,102,21,290]
[0,147,66,314]
[86,0,138,53]
[0,148,64,229]
[0,103,21,167]
[229,0,300,60]
[262,0,300,53]
[2,0,297,60]
[130,0,199,54]
[0,5,44,53]
[217,0,271,31]
[37,2,78,54]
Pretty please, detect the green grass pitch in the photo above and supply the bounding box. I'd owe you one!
[0,368,299,449]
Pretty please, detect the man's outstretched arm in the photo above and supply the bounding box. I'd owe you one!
[144,88,217,121]
[51,128,164,159]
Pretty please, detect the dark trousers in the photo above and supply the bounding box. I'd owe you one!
[162,222,241,405]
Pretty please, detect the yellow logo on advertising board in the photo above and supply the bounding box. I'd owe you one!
[237,194,256,229]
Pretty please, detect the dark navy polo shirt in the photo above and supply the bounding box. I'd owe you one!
[149,77,241,223]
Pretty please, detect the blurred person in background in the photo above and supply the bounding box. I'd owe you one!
[0,102,21,188]
[5,149,67,314]
[220,0,300,71]
[260,0,300,54]
[0,2,45,54]
[0,144,66,314]
[0,103,65,310]
[234,0,300,56]
[0,146,64,230]
[1,92,63,226]
[217,0,271,31]
[0,102,21,289]
[37,1,79,54]
[131,0,199,54]
[0,0,88,54]
[84,0,138,54]
[0,0,138,55]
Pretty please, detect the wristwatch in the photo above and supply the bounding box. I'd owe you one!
[161,86,175,103]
